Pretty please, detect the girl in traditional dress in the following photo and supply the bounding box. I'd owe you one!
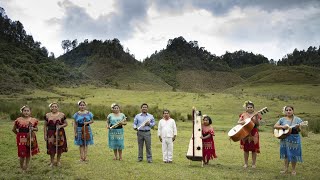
[200,115,217,165]
[73,100,94,162]
[106,103,127,160]
[274,105,303,176]
[12,105,40,172]
[44,102,68,167]
[238,101,262,168]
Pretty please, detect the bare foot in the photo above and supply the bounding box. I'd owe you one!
[280,169,288,174]
[252,165,256,168]
[243,164,248,168]
[291,171,296,176]
[113,157,118,160]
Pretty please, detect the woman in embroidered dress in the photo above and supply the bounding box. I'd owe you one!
[12,105,40,172]
[106,103,127,160]
[274,105,303,176]
[200,115,217,165]
[73,100,94,162]
[44,102,68,167]
[238,101,262,168]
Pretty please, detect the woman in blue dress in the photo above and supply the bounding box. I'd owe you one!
[106,103,127,160]
[274,105,303,176]
[73,100,94,162]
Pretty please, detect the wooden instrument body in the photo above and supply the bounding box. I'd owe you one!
[26,131,36,148]
[273,128,291,139]
[54,129,64,146]
[228,107,268,142]
[186,108,203,161]
[274,121,308,139]
[81,126,90,141]
[228,118,254,142]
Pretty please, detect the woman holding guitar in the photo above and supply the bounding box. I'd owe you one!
[73,100,94,162]
[274,105,303,176]
[106,103,127,161]
[237,101,262,169]
[44,102,68,167]
[12,105,40,172]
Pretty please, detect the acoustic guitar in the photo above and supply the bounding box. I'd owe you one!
[228,107,268,142]
[274,121,308,139]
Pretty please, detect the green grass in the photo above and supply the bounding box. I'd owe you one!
[0,120,320,179]
[1,83,320,179]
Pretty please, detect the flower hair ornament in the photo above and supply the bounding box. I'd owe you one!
[49,102,58,108]
[282,106,287,114]
[20,105,27,113]
[111,103,119,109]
[242,100,253,108]
[77,100,86,106]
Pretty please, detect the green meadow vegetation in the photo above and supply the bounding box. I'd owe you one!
[0,84,320,179]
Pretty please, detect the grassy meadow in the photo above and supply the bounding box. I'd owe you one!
[0,84,320,179]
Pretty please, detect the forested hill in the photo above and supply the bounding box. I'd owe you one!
[58,39,138,67]
[0,8,85,94]
[1,6,320,94]
[142,36,269,89]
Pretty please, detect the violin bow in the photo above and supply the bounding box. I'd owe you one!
[29,121,32,164]
[56,123,59,158]
[84,118,87,160]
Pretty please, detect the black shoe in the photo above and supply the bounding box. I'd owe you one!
[148,160,152,163]
[137,159,143,162]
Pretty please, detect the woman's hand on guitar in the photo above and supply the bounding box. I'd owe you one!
[283,125,289,129]
[44,136,47,141]
[240,145,244,149]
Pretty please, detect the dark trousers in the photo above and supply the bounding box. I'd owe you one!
[137,131,152,160]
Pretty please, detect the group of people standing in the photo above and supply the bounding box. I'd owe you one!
[12,100,304,176]
[237,101,304,176]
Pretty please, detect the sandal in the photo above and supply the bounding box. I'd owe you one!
[291,171,296,176]
[280,170,288,174]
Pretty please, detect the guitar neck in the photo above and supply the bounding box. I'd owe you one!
[250,107,268,119]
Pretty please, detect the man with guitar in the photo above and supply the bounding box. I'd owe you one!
[274,105,305,176]
[237,101,262,169]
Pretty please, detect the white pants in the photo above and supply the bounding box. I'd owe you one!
[162,137,173,162]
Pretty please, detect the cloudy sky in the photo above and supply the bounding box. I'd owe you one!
[1,0,320,61]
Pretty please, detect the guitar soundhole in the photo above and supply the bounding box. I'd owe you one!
[197,146,201,150]
[198,128,201,131]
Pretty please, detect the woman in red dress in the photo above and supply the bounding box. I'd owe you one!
[201,116,217,165]
[12,105,40,172]
[238,101,262,168]
[44,102,68,167]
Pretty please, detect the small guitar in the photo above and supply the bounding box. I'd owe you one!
[274,121,308,139]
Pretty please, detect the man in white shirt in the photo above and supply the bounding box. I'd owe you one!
[158,110,177,163]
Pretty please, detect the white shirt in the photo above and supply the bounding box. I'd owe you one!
[158,118,177,138]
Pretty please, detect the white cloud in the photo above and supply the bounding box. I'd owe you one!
[1,0,320,60]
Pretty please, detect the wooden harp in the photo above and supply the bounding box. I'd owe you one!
[186,107,203,161]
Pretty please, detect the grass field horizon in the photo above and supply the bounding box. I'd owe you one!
[1,83,320,179]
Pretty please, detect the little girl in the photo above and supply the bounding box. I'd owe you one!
[200,115,217,165]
